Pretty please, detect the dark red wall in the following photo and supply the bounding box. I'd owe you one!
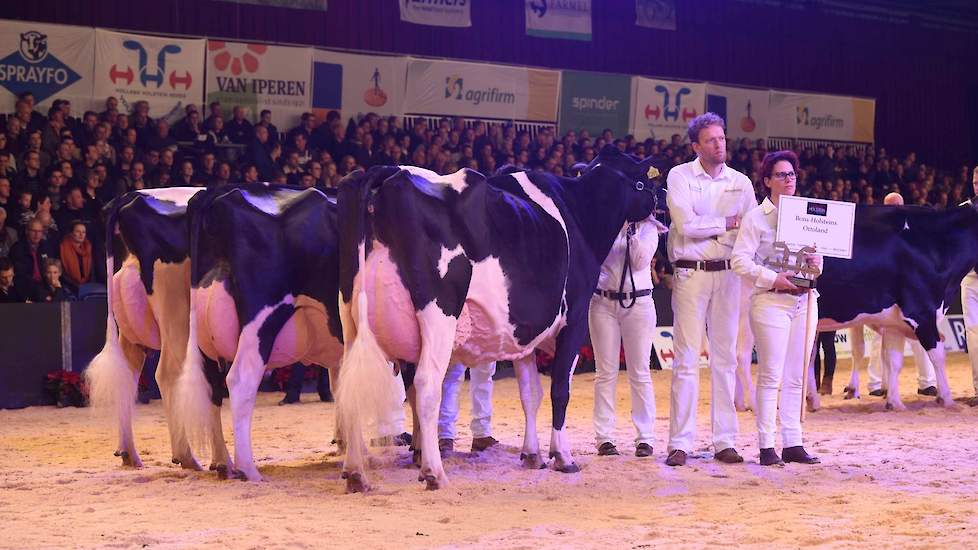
[3,0,977,166]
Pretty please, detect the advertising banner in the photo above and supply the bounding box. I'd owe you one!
[768,91,876,143]
[206,40,311,127]
[630,76,705,140]
[705,83,770,142]
[400,0,471,27]
[525,0,592,41]
[94,29,205,121]
[311,50,407,121]
[558,70,631,136]
[0,22,95,112]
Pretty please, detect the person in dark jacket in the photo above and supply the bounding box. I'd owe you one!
[30,258,73,303]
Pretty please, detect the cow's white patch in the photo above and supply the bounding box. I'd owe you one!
[437,245,464,279]
[138,187,202,211]
[400,165,471,194]
[236,188,322,216]
[903,220,910,230]
[511,172,567,238]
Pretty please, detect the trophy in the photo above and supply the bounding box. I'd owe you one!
[768,242,819,289]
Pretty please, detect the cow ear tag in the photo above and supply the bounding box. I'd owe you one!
[647,166,660,179]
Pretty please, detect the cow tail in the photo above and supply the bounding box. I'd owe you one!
[84,199,137,441]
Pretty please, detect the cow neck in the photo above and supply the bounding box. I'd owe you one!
[561,175,628,270]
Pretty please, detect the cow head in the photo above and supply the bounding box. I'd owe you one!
[578,145,662,223]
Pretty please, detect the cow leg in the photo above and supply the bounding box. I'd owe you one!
[548,325,584,474]
[513,354,544,469]
[413,306,456,490]
[881,331,907,411]
[156,345,201,471]
[805,337,821,412]
[735,320,756,412]
[116,335,146,468]
[844,326,866,400]
[915,320,958,409]
[225,341,267,482]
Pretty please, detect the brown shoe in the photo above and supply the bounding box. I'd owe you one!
[597,442,620,456]
[714,447,744,464]
[759,448,784,466]
[471,436,499,452]
[782,446,820,464]
[819,375,833,395]
[665,449,687,466]
[635,443,653,458]
[438,438,454,455]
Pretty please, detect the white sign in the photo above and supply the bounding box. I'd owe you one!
[399,0,471,27]
[705,84,770,142]
[630,76,706,140]
[0,22,95,112]
[768,91,876,143]
[206,40,312,128]
[311,50,407,121]
[525,0,592,41]
[94,29,205,122]
[776,195,856,259]
[649,326,710,369]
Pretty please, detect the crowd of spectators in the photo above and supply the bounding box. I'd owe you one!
[1,89,973,304]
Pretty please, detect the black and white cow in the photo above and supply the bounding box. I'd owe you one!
[806,203,978,411]
[174,183,346,481]
[335,147,660,492]
[85,187,230,471]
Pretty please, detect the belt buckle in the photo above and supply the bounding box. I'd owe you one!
[696,260,705,271]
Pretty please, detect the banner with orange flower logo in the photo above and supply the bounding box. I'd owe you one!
[205,40,312,128]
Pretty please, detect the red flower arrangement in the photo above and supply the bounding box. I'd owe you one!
[44,370,88,408]
[272,365,322,390]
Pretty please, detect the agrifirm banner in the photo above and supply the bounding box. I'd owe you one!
[94,29,205,122]
[0,22,95,112]
[525,0,592,41]
[630,76,705,141]
[399,0,471,27]
[405,58,558,121]
[768,91,876,143]
[705,84,770,142]
[635,0,676,30]
[206,40,312,128]
[311,50,407,122]
[558,70,631,137]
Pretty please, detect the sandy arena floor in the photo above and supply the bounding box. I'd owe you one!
[2,355,977,549]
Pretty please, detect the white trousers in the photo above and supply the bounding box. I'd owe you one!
[750,292,816,449]
[668,268,740,453]
[962,272,978,395]
[865,331,937,391]
[437,362,496,440]
[588,294,657,447]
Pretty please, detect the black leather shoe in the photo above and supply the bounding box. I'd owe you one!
[782,446,820,464]
[597,442,620,456]
[665,449,687,466]
[759,448,784,466]
[714,447,745,464]
[471,436,499,452]
[868,389,887,397]
[438,438,454,454]
[635,443,653,458]
[917,386,938,396]
[278,396,300,406]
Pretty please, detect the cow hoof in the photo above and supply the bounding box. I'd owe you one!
[177,458,204,471]
[885,402,907,412]
[843,386,857,400]
[520,453,546,470]
[346,472,369,494]
[423,474,440,491]
[938,397,961,410]
[230,468,260,481]
[555,461,581,474]
[412,449,422,468]
[215,465,229,480]
[171,457,180,465]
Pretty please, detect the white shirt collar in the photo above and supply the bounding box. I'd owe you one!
[760,196,777,215]
[692,157,730,181]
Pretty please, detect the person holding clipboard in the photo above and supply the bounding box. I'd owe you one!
[731,150,822,466]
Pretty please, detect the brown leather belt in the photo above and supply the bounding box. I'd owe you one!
[673,259,731,272]
[594,289,652,300]
[769,288,807,296]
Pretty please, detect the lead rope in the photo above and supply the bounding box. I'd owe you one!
[617,223,638,309]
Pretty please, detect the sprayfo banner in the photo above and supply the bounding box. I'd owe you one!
[768,91,876,143]
[399,0,471,27]
[404,59,558,121]
[94,29,204,122]
[311,50,407,122]
[0,22,95,112]
[206,40,311,127]
[525,0,592,41]
[558,70,631,137]
[706,84,770,142]
[630,77,705,140]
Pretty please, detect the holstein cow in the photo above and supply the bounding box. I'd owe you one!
[336,147,660,492]
[804,203,978,411]
[174,183,350,481]
[85,187,230,471]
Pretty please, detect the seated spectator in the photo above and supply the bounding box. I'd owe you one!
[31,258,73,303]
[257,109,279,147]
[145,119,177,152]
[57,187,95,236]
[173,160,201,187]
[0,176,12,219]
[9,218,58,294]
[0,206,17,258]
[226,106,254,145]
[11,189,33,231]
[248,125,277,181]
[59,221,94,291]
[0,258,24,303]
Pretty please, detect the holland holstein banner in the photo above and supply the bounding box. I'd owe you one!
[206,40,312,128]
[94,29,205,122]
[630,76,706,140]
[0,21,95,112]
[525,0,592,41]
[400,0,472,27]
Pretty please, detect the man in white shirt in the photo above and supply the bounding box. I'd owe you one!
[664,113,758,466]
[960,167,978,406]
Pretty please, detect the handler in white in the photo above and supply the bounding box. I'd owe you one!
[665,113,757,467]
[589,216,663,458]
[437,363,498,453]
[961,167,978,407]
[731,150,820,466]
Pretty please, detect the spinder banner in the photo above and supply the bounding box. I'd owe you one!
[206,40,312,128]
[705,83,770,142]
[94,29,205,122]
[0,21,95,112]
[404,58,558,121]
[768,91,876,143]
[558,70,631,137]
[525,0,592,41]
[311,49,407,121]
[399,0,471,27]
[630,76,705,140]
